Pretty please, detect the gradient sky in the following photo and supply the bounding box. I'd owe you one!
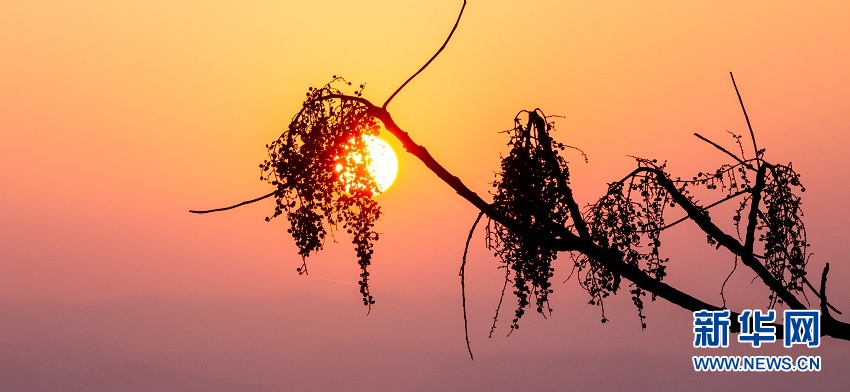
[2,1,850,390]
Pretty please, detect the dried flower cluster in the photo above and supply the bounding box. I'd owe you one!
[260,78,382,308]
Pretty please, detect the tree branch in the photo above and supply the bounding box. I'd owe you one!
[636,187,752,233]
[693,133,755,170]
[221,89,850,343]
[369,104,579,251]
[529,110,591,239]
[370,104,728,328]
[730,72,759,162]
[820,263,831,315]
[369,99,850,341]
[633,166,806,308]
[744,164,767,252]
[460,211,485,360]
[189,191,276,214]
[802,275,841,315]
[819,263,850,339]
[382,0,467,109]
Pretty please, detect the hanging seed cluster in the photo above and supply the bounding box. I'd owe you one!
[760,163,808,306]
[487,110,573,331]
[579,130,810,324]
[259,78,381,308]
[668,134,809,307]
[582,158,670,327]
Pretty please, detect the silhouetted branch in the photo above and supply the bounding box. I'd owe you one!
[189,191,276,214]
[317,93,563,247]
[630,166,806,308]
[820,263,831,315]
[819,264,850,339]
[382,0,466,109]
[693,133,754,170]
[460,210,484,360]
[489,259,511,338]
[720,256,738,308]
[197,87,850,342]
[373,106,578,250]
[744,164,767,252]
[369,100,808,337]
[802,275,842,315]
[529,109,591,239]
[189,1,850,347]
[730,72,760,162]
[635,187,751,233]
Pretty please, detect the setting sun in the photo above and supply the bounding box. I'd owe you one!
[336,134,398,194]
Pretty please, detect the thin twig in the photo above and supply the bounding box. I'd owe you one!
[489,264,511,338]
[530,109,591,239]
[562,253,579,283]
[801,276,840,314]
[189,191,276,214]
[721,256,738,308]
[728,130,747,161]
[694,133,755,170]
[635,187,752,233]
[820,263,830,314]
[730,72,759,162]
[382,0,466,109]
[460,211,485,360]
[807,263,842,315]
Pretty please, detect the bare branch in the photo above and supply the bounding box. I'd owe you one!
[313,94,850,342]
[730,72,759,161]
[820,263,831,315]
[186,2,850,344]
[720,256,738,308]
[460,211,485,360]
[529,110,591,239]
[635,187,752,233]
[372,105,577,250]
[744,165,767,252]
[693,133,755,170]
[383,0,467,109]
[818,263,850,339]
[634,166,806,309]
[372,107,750,332]
[189,191,276,214]
[802,275,842,315]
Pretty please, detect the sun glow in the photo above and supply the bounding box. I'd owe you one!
[335,134,398,194]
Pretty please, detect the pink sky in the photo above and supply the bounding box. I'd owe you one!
[2,1,850,390]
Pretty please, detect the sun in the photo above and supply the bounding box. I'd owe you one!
[335,134,398,194]
[363,135,399,193]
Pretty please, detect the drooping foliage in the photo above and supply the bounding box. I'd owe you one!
[486,109,579,331]
[580,158,669,327]
[480,104,812,332]
[580,131,809,325]
[259,77,382,308]
[758,163,808,303]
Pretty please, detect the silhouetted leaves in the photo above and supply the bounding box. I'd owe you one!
[761,163,808,304]
[578,129,810,324]
[259,78,381,308]
[582,158,669,327]
[487,110,572,331]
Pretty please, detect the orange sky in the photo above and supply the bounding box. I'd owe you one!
[2,1,850,389]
